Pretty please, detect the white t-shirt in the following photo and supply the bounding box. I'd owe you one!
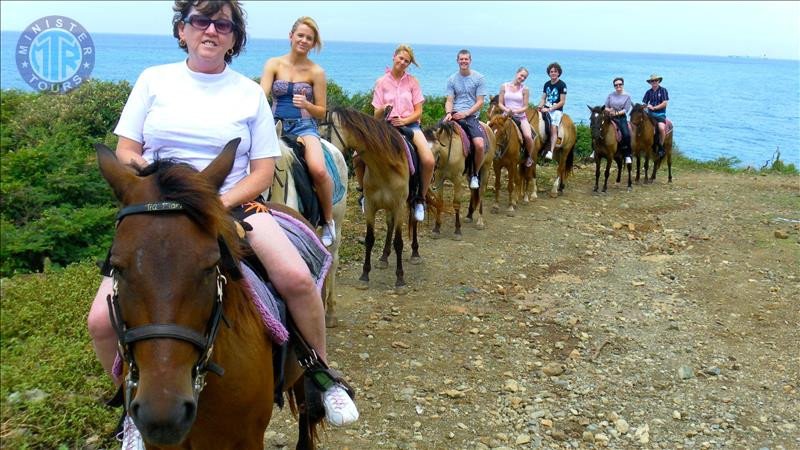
[115,61,280,194]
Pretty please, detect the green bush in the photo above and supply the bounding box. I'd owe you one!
[1,81,128,276]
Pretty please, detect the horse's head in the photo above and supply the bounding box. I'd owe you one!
[487,94,501,118]
[629,103,647,125]
[96,139,241,446]
[429,121,457,159]
[587,105,609,141]
[488,115,511,146]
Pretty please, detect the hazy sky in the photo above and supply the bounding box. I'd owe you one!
[2,1,798,59]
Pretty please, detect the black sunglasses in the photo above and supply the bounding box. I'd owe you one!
[183,15,236,34]
[614,83,623,87]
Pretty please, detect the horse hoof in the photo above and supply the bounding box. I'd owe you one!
[410,256,422,265]
[325,313,339,328]
[452,233,463,241]
[506,208,515,217]
[475,222,485,230]
[627,187,633,192]
[376,259,389,269]
[431,231,442,240]
[356,281,369,290]
[464,217,473,223]
[549,191,558,198]
[394,284,408,295]
[491,205,499,214]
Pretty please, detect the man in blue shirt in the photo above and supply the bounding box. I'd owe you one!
[642,73,669,158]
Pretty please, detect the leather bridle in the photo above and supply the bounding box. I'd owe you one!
[107,201,232,411]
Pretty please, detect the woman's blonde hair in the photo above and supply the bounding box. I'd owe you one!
[291,16,322,52]
[394,44,419,67]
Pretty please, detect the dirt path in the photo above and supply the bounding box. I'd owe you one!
[267,165,799,449]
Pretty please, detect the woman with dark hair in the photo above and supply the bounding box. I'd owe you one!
[87,3,357,445]
[604,76,633,164]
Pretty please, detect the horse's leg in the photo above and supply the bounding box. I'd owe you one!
[593,156,601,192]
[452,181,463,240]
[531,160,538,199]
[603,156,611,193]
[491,164,501,214]
[377,214,393,269]
[626,157,633,191]
[393,224,406,290]
[431,191,443,238]
[506,163,516,216]
[409,212,421,265]
[667,147,673,183]
[357,221,375,289]
[635,154,642,184]
[465,181,475,223]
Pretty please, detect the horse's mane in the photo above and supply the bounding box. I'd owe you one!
[137,159,243,261]
[330,107,406,157]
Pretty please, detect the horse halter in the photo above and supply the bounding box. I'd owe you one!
[318,110,348,150]
[107,201,233,411]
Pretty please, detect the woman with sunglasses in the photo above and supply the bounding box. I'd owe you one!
[87,3,358,444]
[604,77,633,164]
[497,67,535,167]
[260,17,337,247]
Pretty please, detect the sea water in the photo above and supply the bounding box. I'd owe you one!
[2,32,798,168]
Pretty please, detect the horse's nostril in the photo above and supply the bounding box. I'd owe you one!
[182,400,197,423]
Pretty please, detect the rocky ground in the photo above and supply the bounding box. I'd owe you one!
[266,163,799,449]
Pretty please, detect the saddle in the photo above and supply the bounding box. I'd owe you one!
[536,112,566,149]
[451,120,491,176]
[275,135,345,228]
[609,120,633,143]
[393,125,424,203]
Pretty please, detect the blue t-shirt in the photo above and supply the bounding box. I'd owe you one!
[543,79,567,110]
[446,70,486,118]
[643,86,669,115]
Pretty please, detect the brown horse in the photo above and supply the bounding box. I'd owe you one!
[487,114,524,215]
[588,105,632,192]
[528,108,577,197]
[630,103,673,184]
[429,120,496,232]
[319,107,420,291]
[96,140,320,449]
[267,129,348,327]
[428,122,467,239]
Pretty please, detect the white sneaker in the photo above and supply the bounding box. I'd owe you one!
[414,203,425,222]
[469,175,479,189]
[545,150,553,160]
[359,194,365,214]
[624,156,632,164]
[321,220,336,247]
[589,151,595,160]
[323,384,359,426]
[119,415,144,450]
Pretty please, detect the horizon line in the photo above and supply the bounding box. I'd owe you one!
[1,29,797,62]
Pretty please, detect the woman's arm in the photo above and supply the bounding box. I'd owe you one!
[115,136,147,168]
[303,65,327,120]
[520,87,530,115]
[259,58,277,101]
[219,157,275,209]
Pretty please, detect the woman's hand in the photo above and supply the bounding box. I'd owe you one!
[292,94,309,110]
[390,116,406,127]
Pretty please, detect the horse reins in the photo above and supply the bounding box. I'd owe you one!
[107,201,236,411]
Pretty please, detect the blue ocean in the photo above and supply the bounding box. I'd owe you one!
[3,31,799,168]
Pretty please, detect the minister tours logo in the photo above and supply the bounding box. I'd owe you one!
[16,16,95,94]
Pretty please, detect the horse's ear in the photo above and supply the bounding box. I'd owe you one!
[202,138,240,190]
[587,105,593,112]
[95,143,140,202]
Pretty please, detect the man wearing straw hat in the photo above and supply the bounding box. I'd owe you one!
[643,73,669,158]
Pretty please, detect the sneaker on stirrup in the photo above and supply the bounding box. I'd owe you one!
[358,194,365,214]
[119,415,144,450]
[545,150,553,160]
[469,175,479,189]
[323,384,359,426]
[588,151,595,161]
[414,202,425,222]
[321,220,336,247]
[624,156,632,164]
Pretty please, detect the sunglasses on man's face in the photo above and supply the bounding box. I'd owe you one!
[183,15,236,34]
[614,83,623,87]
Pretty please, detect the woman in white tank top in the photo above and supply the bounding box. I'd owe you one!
[497,67,535,166]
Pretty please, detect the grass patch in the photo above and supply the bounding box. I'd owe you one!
[1,261,117,449]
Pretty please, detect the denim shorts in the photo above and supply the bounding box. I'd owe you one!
[280,118,320,138]
[646,110,667,123]
[548,109,563,126]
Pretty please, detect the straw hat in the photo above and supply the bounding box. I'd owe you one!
[647,73,663,82]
